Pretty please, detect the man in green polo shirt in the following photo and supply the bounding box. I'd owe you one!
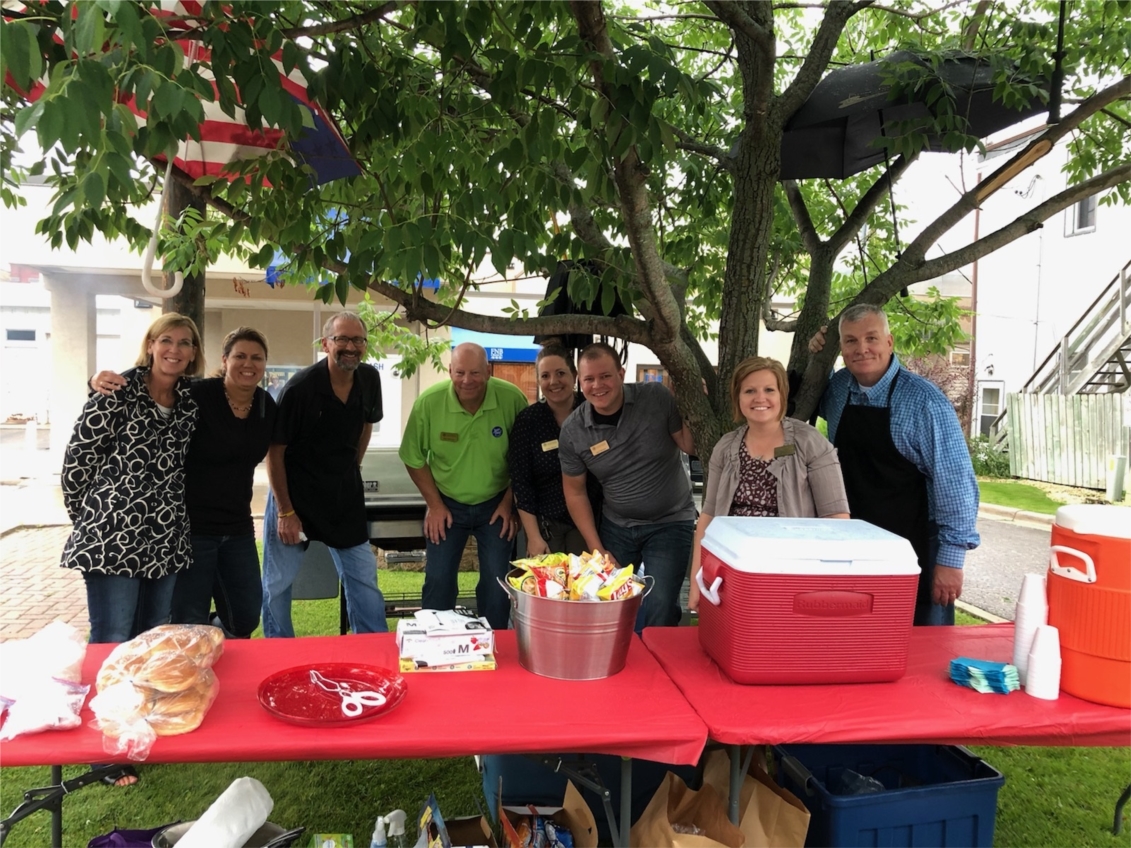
[400,343,528,629]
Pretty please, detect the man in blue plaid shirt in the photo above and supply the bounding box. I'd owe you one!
[811,304,980,626]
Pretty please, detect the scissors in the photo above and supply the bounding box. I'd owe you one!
[308,669,387,717]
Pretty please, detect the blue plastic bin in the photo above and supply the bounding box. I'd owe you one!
[773,744,1005,848]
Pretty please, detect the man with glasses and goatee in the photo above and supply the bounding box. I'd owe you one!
[261,311,388,637]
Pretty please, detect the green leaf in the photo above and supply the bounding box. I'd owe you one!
[14,99,45,139]
[82,171,106,208]
[74,3,108,59]
[1,20,42,90]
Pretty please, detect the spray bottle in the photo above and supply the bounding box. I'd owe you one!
[369,814,387,848]
[385,809,407,848]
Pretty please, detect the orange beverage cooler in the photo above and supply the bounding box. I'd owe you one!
[1046,505,1131,708]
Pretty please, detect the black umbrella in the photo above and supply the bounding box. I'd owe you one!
[779,51,1048,180]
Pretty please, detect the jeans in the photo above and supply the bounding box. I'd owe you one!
[172,533,262,638]
[83,571,177,644]
[914,529,955,626]
[422,492,515,631]
[261,492,388,638]
[600,518,694,632]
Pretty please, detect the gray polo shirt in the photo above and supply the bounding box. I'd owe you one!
[559,382,695,527]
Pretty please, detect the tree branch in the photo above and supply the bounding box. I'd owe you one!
[901,163,1131,285]
[826,152,916,256]
[904,76,1131,266]
[570,0,683,347]
[672,126,734,171]
[777,0,872,120]
[782,180,822,255]
[702,1,774,55]
[280,2,404,38]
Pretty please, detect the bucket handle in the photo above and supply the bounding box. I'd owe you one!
[1049,545,1096,584]
[695,569,723,607]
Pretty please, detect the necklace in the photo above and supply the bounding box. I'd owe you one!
[224,387,253,414]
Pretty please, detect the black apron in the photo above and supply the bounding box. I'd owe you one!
[834,370,935,619]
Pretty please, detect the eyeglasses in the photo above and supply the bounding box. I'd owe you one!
[328,335,368,347]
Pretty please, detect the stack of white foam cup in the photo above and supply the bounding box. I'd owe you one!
[1012,573,1048,686]
[1025,624,1062,700]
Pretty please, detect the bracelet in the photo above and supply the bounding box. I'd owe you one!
[278,510,296,519]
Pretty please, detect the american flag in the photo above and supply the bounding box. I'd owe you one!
[3,0,360,186]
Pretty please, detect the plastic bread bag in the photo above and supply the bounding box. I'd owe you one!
[90,624,225,760]
[0,620,90,741]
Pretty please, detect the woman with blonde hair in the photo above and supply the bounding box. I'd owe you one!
[62,313,203,644]
[688,356,849,611]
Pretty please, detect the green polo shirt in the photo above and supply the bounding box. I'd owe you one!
[399,377,528,504]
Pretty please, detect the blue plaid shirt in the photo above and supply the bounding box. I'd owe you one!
[820,354,980,568]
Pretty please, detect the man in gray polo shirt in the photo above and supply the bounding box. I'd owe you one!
[559,342,696,629]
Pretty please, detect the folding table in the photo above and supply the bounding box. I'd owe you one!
[1,631,708,847]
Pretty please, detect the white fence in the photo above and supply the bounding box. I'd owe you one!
[1006,393,1129,489]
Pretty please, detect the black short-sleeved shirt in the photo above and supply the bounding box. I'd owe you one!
[185,378,277,536]
[507,394,602,523]
[272,359,382,548]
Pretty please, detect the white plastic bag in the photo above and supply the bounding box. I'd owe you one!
[0,620,89,741]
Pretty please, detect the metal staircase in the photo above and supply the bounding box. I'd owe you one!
[990,258,1131,448]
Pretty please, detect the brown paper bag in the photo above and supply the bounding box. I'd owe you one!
[701,749,810,848]
[629,771,745,848]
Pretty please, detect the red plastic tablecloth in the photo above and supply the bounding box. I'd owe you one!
[0,631,708,767]
[642,624,1131,747]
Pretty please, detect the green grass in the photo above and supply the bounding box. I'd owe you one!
[979,479,1068,515]
[3,573,1129,847]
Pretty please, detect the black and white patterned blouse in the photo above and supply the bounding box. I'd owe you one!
[60,367,197,579]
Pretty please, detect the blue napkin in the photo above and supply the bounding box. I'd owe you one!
[950,657,1020,694]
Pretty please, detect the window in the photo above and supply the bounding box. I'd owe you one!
[637,366,670,388]
[5,329,36,343]
[978,384,1003,437]
[950,350,971,367]
[1066,195,1097,236]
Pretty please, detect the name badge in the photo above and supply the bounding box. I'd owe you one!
[440,432,459,442]
[590,440,611,456]
[774,444,796,458]
[541,439,559,452]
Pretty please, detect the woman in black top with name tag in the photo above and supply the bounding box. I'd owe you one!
[508,344,601,556]
[91,327,276,637]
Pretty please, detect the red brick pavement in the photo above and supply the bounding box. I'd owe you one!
[0,526,87,641]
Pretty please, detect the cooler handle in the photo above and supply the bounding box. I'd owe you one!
[1049,545,1096,584]
[779,754,816,796]
[695,570,723,607]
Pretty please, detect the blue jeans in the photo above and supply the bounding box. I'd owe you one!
[422,493,514,631]
[915,529,956,626]
[83,571,177,644]
[261,492,388,637]
[600,518,694,632]
[172,533,262,638]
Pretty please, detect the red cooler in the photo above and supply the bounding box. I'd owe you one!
[696,517,920,684]
[1047,504,1131,708]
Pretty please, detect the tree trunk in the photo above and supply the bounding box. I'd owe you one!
[162,178,207,342]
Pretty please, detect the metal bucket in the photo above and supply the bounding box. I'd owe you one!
[499,567,650,680]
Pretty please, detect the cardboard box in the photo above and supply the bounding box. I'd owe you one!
[446,815,499,848]
[498,780,597,848]
[396,617,495,659]
[399,654,497,673]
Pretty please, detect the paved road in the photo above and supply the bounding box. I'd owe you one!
[961,517,1051,620]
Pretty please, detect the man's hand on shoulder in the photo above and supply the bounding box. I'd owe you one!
[808,325,828,355]
[89,370,127,396]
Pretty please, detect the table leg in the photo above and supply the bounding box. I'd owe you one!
[525,755,623,847]
[620,758,632,848]
[728,744,742,825]
[1114,783,1131,835]
[0,764,121,848]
